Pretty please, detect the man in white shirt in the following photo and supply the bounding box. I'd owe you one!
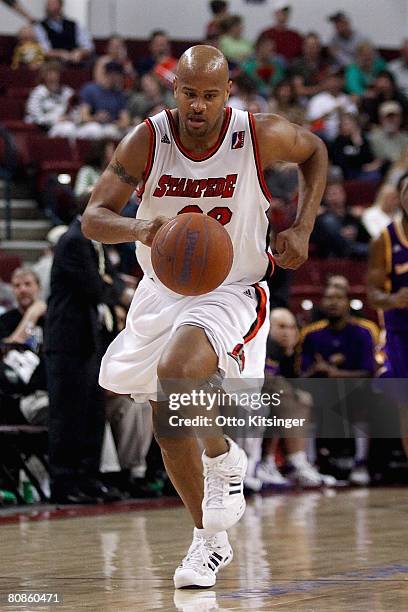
[307,69,357,142]
[362,184,401,238]
[327,11,365,67]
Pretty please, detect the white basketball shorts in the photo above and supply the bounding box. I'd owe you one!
[99,275,270,403]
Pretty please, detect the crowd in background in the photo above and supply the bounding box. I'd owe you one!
[0,0,407,505]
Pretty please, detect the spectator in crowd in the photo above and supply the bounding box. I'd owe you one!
[74,139,116,199]
[369,101,408,164]
[34,0,94,65]
[389,39,408,98]
[127,74,174,125]
[362,183,401,238]
[241,34,285,98]
[269,78,305,125]
[345,41,387,97]
[94,35,136,90]
[0,268,47,425]
[79,61,130,140]
[260,308,336,488]
[206,0,230,39]
[307,69,357,142]
[330,113,381,180]
[32,225,68,300]
[12,24,45,70]
[327,11,365,68]
[291,32,332,100]
[361,71,408,129]
[25,60,74,136]
[137,30,177,87]
[299,285,379,485]
[385,146,408,187]
[218,14,253,64]
[228,73,268,113]
[260,1,303,62]
[45,199,125,504]
[311,180,371,258]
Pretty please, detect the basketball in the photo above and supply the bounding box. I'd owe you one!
[151,212,234,296]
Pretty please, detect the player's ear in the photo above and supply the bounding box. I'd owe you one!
[225,79,232,103]
[173,76,179,99]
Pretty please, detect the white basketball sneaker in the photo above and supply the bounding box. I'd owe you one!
[202,437,247,532]
[173,528,233,589]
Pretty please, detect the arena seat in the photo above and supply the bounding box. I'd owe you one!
[0,96,25,121]
[62,68,92,90]
[0,66,38,94]
[5,86,32,101]
[26,135,80,189]
[0,35,16,65]
[344,179,381,207]
[0,253,22,282]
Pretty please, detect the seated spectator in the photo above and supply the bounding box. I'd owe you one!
[206,0,230,39]
[25,60,74,136]
[260,1,303,62]
[74,139,116,199]
[241,34,285,98]
[385,146,408,186]
[327,11,364,68]
[311,180,371,258]
[299,284,379,485]
[12,24,45,70]
[137,30,177,89]
[218,14,253,64]
[228,74,268,113]
[34,0,94,65]
[269,78,305,125]
[369,101,408,164]
[345,41,387,97]
[330,113,382,180]
[127,74,174,125]
[307,69,357,142]
[94,35,136,90]
[291,32,332,100]
[389,39,408,98]
[362,183,401,238]
[78,62,130,140]
[260,308,336,488]
[361,71,408,128]
[0,268,47,424]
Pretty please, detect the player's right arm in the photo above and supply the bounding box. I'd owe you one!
[367,233,408,310]
[82,123,168,246]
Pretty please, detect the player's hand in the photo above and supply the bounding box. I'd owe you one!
[391,288,408,309]
[137,216,171,247]
[273,226,309,269]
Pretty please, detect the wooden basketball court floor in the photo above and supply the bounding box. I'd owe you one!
[1,488,408,611]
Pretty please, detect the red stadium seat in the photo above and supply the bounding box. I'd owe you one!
[0,97,25,121]
[25,134,80,189]
[5,86,32,101]
[0,253,22,282]
[344,179,381,207]
[0,66,38,94]
[0,35,17,65]
[62,68,92,91]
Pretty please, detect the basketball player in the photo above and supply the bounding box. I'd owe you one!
[368,172,408,457]
[82,46,328,588]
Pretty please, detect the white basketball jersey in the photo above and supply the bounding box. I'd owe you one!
[136,107,274,288]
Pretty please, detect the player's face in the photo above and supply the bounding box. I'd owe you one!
[174,71,231,139]
[322,287,349,319]
[12,273,40,312]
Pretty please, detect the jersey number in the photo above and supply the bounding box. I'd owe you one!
[177,205,232,226]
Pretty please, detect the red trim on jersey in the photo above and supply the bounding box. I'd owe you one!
[137,118,156,198]
[248,112,272,203]
[165,107,232,162]
[243,283,268,344]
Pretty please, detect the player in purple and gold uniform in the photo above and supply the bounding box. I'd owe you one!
[368,172,408,455]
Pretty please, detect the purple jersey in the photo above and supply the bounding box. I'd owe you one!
[299,318,378,375]
[383,220,408,332]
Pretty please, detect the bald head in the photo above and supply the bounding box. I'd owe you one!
[270,308,298,352]
[177,45,229,83]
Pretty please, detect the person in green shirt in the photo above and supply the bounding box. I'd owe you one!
[345,41,387,96]
[219,14,253,64]
[242,33,285,98]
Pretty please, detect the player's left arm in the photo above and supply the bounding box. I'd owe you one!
[254,114,328,269]
[401,175,408,215]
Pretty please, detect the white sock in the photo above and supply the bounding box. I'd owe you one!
[265,455,277,468]
[288,451,307,467]
[353,422,369,463]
